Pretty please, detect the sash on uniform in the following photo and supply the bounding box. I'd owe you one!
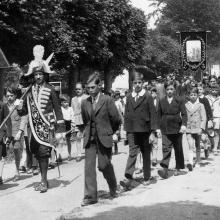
[27,90,54,148]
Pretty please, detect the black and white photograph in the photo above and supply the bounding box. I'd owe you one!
[0,0,220,220]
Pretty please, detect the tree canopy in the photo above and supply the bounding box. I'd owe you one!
[151,0,220,47]
[0,0,147,72]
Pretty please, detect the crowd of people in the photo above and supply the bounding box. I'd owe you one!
[0,45,220,207]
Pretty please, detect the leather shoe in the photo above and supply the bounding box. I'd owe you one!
[39,182,48,193]
[158,169,168,179]
[186,164,193,172]
[35,181,49,191]
[139,176,157,186]
[174,169,181,176]
[12,174,20,182]
[120,178,132,191]
[49,163,56,169]
[76,157,81,162]
[81,198,97,207]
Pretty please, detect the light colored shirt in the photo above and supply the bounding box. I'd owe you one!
[91,92,101,104]
[188,99,199,109]
[77,96,82,104]
[131,89,145,98]
[167,97,173,104]
[61,106,74,121]
[115,99,123,116]
[199,94,204,99]
[153,98,157,107]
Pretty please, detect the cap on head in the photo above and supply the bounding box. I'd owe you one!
[60,94,70,103]
[131,70,144,81]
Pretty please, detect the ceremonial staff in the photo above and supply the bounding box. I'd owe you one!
[0,85,32,131]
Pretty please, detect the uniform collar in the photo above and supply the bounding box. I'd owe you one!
[132,89,145,97]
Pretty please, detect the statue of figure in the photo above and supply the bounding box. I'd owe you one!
[26,45,54,76]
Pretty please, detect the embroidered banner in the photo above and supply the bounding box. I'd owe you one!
[27,91,53,148]
[180,31,207,71]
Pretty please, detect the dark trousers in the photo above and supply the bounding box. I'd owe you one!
[160,134,184,169]
[25,136,38,169]
[125,132,151,180]
[84,139,117,201]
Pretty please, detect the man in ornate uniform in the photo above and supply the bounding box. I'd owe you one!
[18,60,65,193]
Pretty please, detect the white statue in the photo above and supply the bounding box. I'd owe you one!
[26,45,54,76]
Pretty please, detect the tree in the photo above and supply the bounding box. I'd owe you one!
[58,0,147,93]
[150,0,220,47]
[148,0,220,75]
[139,30,180,77]
[151,0,220,44]
[0,0,147,95]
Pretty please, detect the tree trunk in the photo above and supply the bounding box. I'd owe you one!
[68,65,79,98]
[103,69,114,94]
[128,67,133,91]
[0,69,7,100]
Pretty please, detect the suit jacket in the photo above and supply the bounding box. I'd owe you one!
[185,101,206,133]
[8,101,28,137]
[124,92,157,133]
[19,83,65,133]
[158,96,187,134]
[81,93,121,148]
[71,94,88,126]
[0,101,12,140]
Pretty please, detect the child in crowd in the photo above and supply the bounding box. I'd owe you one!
[157,80,187,179]
[198,84,213,158]
[185,88,206,171]
[60,94,75,160]
[150,87,160,166]
[113,91,123,154]
[6,88,27,181]
[206,85,220,155]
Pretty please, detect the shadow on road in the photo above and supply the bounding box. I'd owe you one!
[0,183,19,190]
[3,174,33,184]
[58,201,220,220]
[200,162,211,167]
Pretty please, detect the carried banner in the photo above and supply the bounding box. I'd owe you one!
[27,89,56,149]
[180,31,207,71]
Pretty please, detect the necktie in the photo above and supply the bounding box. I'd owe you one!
[92,97,96,110]
[135,93,139,102]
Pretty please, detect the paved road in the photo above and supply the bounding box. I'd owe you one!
[1,140,220,220]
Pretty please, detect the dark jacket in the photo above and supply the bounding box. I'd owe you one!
[199,97,213,121]
[18,83,65,133]
[0,101,12,140]
[158,96,187,134]
[124,92,157,132]
[81,93,121,148]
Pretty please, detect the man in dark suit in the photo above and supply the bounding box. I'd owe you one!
[0,100,12,184]
[120,70,158,190]
[81,71,121,206]
[157,80,187,179]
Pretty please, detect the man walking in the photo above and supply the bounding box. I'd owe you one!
[18,58,65,193]
[81,71,121,206]
[120,69,158,190]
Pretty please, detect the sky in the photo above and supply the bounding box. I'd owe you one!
[131,0,156,29]
[112,0,156,90]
